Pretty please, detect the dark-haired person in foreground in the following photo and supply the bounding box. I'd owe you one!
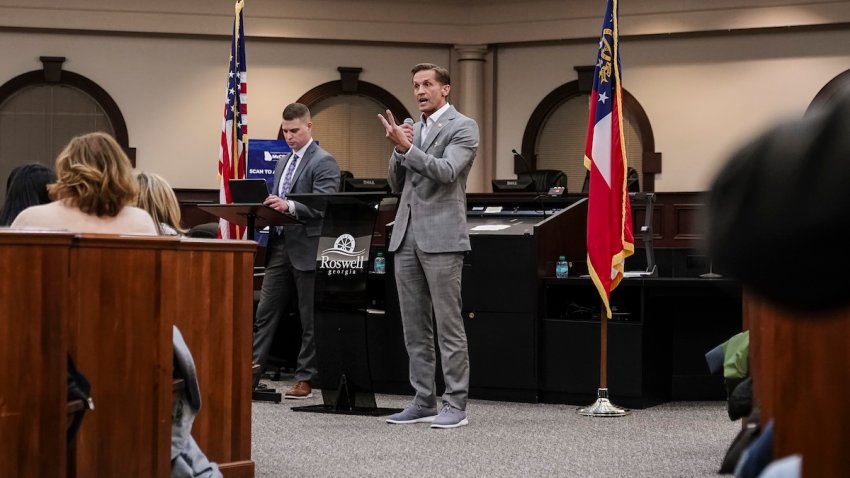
[0,163,56,226]
[378,63,479,429]
[252,102,340,399]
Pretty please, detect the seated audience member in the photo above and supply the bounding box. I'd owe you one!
[707,91,850,310]
[708,91,850,478]
[172,326,222,478]
[0,163,56,225]
[11,132,157,235]
[135,171,187,236]
[5,164,22,193]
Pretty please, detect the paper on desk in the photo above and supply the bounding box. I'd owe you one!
[471,225,511,231]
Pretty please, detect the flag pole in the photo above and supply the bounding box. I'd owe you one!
[231,0,244,239]
[577,300,629,416]
[600,299,607,389]
[577,0,630,418]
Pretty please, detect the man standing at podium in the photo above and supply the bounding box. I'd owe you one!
[253,102,340,399]
[378,63,479,428]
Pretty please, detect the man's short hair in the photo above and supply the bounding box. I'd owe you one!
[411,63,451,86]
[282,103,311,121]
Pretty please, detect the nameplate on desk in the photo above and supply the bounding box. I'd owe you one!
[484,206,503,214]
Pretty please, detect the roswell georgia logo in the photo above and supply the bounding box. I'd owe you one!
[320,233,367,276]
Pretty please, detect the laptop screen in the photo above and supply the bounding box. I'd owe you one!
[228,179,269,204]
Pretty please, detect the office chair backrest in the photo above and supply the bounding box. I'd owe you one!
[339,170,354,191]
[518,169,567,193]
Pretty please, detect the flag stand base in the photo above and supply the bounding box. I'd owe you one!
[577,388,630,417]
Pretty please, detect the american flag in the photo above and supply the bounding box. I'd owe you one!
[218,0,247,239]
[583,0,634,318]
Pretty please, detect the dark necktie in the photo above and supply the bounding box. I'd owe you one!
[280,154,299,200]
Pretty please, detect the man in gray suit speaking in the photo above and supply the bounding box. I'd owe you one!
[253,103,340,399]
[378,63,479,429]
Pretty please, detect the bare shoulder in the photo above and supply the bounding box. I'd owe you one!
[10,202,62,228]
[119,206,159,234]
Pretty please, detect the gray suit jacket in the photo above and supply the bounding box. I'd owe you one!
[271,141,340,271]
[387,105,479,253]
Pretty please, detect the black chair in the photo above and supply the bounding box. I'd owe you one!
[186,222,219,238]
[339,170,354,191]
[518,169,567,193]
[581,167,639,193]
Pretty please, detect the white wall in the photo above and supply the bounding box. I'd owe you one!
[1,0,848,191]
[0,30,448,188]
[496,29,850,191]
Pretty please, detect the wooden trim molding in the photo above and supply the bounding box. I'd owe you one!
[277,70,411,140]
[0,58,133,164]
[520,68,661,192]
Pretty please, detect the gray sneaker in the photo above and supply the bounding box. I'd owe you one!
[430,404,469,429]
[386,404,439,424]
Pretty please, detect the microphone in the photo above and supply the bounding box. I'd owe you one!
[512,149,539,193]
[403,118,415,145]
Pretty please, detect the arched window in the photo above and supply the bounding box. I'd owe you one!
[0,57,131,203]
[286,67,411,179]
[521,67,660,192]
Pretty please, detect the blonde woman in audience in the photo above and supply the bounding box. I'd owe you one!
[11,132,157,235]
[135,171,187,236]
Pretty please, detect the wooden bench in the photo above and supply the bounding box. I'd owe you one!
[1,231,256,477]
[0,231,74,478]
[746,293,850,476]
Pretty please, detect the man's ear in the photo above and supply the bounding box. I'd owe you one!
[442,84,451,97]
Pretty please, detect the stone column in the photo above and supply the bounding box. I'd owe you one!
[453,44,490,193]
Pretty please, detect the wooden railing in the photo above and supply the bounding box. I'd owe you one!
[0,231,255,478]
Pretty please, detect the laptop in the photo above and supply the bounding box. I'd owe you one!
[228,179,270,204]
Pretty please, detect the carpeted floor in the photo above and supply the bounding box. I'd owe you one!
[249,377,738,477]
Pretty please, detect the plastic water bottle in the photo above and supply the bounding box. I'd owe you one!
[373,251,386,274]
[555,256,569,278]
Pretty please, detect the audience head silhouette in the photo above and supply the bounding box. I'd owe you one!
[135,171,186,236]
[708,91,850,311]
[49,131,138,217]
[10,132,157,235]
[0,163,56,226]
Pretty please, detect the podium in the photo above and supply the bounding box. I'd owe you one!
[200,203,300,402]
[198,203,300,240]
[287,192,401,416]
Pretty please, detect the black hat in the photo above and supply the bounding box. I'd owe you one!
[707,91,850,311]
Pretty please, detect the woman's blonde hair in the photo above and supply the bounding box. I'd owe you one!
[135,171,186,235]
[48,132,138,217]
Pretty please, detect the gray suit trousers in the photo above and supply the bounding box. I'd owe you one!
[394,225,469,410]
[252,236,317,384]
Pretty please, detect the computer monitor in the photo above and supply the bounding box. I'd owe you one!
[491,178,535,193]
[343,177,391,193]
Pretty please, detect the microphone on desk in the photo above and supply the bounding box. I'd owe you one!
[512,148,549,217]
[512,148,540,193]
